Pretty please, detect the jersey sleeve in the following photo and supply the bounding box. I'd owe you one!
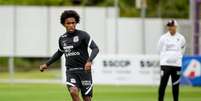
[181,36,186,54]
[46,37,64,66]
[58,37,64,53]
[46,50,63,66]
[84,32,99,62]
[157,36,164,54]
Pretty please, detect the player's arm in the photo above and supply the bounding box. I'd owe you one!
[40,37,64,72]
[88,40,99,61]
[157,36,164,54]
[181,36,186,54]
[40,50,63,72]
[84,33,99,71]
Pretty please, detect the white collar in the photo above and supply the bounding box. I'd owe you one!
[167,31,177,37]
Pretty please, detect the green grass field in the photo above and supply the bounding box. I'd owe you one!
[0,83,200,101]
[0,70,61,79]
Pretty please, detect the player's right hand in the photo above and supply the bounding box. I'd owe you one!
[84,61,92,72]
[40,64,48,72]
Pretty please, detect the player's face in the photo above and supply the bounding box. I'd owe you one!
[167,26,176,35]
[64,17,77,33]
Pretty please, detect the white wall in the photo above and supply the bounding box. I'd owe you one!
[15,6,48,57]
[106,18,164,54]
[84,8,107,54]
[145,19,163,54]
[118,18,143,54]
[0,6,14,56]
[0,6,167,57]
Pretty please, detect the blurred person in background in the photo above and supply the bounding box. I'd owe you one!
[40,10,99,101]
[157,19,186,101]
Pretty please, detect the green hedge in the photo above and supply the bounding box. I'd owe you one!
[0,0,189,18]
[0,57,60,72]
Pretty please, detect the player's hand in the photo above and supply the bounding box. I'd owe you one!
[40,64,48,72]
[84,61,92,72]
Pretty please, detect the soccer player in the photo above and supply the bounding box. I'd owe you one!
[40,10,99,101]
[157,20,186,101]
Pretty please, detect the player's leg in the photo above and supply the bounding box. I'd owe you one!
[68,87,80,101]
[82,96,91,101]
[171,67,181,101]
[66,72,81,101]
[79,71,93,101]
[158,66,171,101]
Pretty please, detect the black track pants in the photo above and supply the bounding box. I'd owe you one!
[158,65,181,101]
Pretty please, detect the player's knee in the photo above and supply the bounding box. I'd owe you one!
[69,87,79,96]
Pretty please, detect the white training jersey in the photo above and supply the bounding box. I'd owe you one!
[157,32,186,67]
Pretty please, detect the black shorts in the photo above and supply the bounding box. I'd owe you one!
[160,65,181,85]
[66,70,93,97]
[161,65,181,76]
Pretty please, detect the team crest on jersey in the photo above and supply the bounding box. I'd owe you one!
[70,78,76,83]
[73,36,79,43]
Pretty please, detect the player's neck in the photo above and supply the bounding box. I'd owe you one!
[67,30,77,35]
[169,31,176,36]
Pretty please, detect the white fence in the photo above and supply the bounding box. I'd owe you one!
[0,6,193,57]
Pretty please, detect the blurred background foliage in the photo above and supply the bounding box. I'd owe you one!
[0,57,61,72]
[0,0,189,18]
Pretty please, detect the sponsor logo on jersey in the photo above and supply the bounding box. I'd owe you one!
[65,52,80,57]
[166,43,178,51]
[64,46,74,49]
[184,59,201,79]
[63,45,80,57]
[63,46,73,53]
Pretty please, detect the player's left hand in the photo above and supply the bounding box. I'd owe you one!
[84,61,92,72]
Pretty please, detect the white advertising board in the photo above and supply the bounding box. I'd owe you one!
[92,55,160,85]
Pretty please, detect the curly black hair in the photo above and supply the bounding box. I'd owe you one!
[60,10,80,25]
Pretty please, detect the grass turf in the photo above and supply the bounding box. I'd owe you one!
[0,70,61,79]
[0,83,200,101]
